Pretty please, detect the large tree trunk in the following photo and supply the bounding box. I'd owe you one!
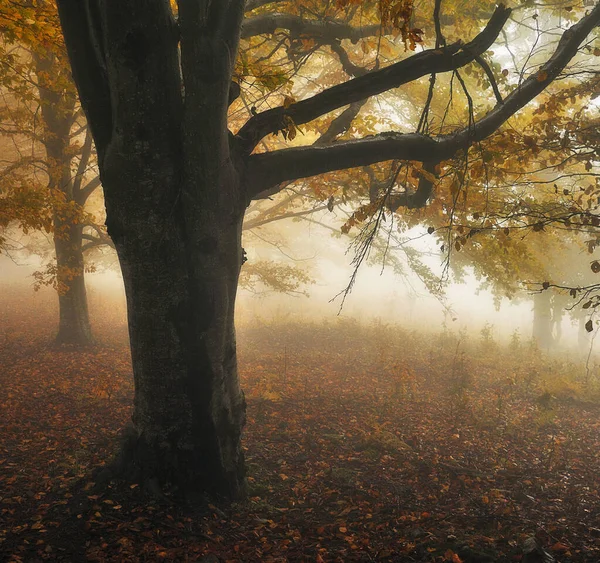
[116,226,246,497]
[101,137,247,499]
[56,0,249,498]
[54,223,94,345]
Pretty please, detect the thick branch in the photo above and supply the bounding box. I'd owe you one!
[76,175,102,206]
[246,134,441,197]
[236,5,511,154]
[314,101,364,146]
[81,233,115,252]
[245,2,600,200]
[245,0,287,11]
[56,0,112,162]
[243,204,329,230]
[388,161,438,210]
[241,13,380,41]
[73,126,94,194]
[81,223,114,251]
[328,40,369,77]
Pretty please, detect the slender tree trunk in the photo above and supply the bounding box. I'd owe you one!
[53,222,94,345]
[46,143,95,347]
[578,315,591,353]
[532,291,554,350]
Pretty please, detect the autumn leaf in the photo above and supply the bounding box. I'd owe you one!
[551,542,570,553]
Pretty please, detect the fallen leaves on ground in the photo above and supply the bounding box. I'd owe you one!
[1,285,599,562]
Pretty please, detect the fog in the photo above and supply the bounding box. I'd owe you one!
[1,221,594,357]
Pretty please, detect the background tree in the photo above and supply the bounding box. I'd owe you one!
[0,0,108,345]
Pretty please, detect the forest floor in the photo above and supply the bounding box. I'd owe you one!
[1,285,600,562]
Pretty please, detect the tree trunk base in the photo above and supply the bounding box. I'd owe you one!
[54,273,95,347]
[95,424,247,503]
[54,330,96,347]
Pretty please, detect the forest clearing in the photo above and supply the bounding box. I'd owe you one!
[1,287,599,562]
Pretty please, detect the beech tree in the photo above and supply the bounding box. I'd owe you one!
[55,0,600,497]
[0,1,109,345]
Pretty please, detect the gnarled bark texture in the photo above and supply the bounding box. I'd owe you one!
[102,144,247,497]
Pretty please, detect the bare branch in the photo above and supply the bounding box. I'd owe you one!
[73,126,94,194]
[236,5,511,154]
[244,204,329,229]
[474,55,503,105]
[76,175,102,206]
[241,13,380,42]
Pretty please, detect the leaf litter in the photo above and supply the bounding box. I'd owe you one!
[1,286,599,562]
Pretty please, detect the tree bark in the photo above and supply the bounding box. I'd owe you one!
[56,0,248,498]
[54,223,94,345]
[102,151,247,498]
